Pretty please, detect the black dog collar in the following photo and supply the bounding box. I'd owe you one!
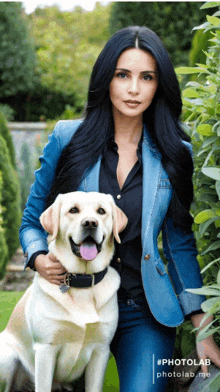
[59,267,108,293]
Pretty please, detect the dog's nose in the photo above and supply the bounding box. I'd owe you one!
[81,218,98,229]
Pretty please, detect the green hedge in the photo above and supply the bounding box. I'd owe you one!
[0,172,8,281]
[0,135,21,270]
[0,112,16,169]
[176,2,220,353]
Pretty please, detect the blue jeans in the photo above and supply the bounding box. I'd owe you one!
[110,297,176,392]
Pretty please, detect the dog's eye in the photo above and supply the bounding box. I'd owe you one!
[97,207,106,215]
[69,207,79,214]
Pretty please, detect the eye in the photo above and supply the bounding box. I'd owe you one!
[97,207,106,215]
[69,206,79,214]
[143,74,153,81]
[116,72,127,79]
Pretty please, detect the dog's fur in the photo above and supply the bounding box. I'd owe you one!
[0,192,127,392]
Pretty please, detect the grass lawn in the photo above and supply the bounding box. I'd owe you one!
[0,291,119,390]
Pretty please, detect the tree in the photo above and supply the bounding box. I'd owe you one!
[109,2,216,66]
[28,3,111,112]
[0,2,36,98]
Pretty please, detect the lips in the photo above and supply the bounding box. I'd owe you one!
[69,236,104,261]
[124,100,141,108]
[124,100,141,104]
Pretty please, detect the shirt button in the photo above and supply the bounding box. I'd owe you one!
[117,258,121,263]
[117,194,121,200]
[144,254,151,260]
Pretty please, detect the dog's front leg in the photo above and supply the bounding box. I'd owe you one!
[85,347,110,392]
[34,343,60,392]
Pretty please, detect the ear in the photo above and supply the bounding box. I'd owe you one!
[40,195,62,241]
[111,200,128,244]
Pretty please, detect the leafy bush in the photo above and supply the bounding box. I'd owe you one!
[176,2,220,348]
[0,112,16,169]
[0,171,8,281]
[0,135,21,266]
[0,104,15,121]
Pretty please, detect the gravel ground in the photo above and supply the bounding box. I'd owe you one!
[0,248,35,291]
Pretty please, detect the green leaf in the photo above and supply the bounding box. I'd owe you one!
[193,21,211,30]
[203,136,217,149]
[217,126,220,136]
[202,240,220,255]
[217,270,220,284]
[207,15,220,26]
[175,66,206,75]
[196,124,213,136]
[216,182,220,199]
[202,167,220,180]
[182,88,200,98]
[201,296,220,312]
[207,84,217,94]
[216,220,220,228]
[201,257,220,273]
[197,326,220,342]
[201,2,220,9]
[194,209,216,224]
[199,216,220,236]
[186,287,220,296]
[208,284,220,289]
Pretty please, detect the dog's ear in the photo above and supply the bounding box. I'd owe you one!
[40,195,62,241]
[111,202,128,244]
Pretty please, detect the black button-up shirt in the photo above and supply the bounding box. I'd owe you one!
[99,136,144,300]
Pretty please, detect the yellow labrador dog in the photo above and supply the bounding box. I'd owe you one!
[0,191,127,392]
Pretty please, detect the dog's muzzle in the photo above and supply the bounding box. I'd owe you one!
[69,236,104,261]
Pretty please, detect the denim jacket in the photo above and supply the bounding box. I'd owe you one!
[19,120,206,327]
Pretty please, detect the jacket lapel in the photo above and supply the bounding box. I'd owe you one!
[141,126,161,247]
[77,156,101,192]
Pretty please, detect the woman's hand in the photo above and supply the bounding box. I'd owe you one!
[191,312,220,374]
[35,253,67,285]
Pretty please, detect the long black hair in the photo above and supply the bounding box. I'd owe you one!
[46,26,193,232]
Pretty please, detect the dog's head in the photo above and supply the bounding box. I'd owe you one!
[40,191,128,273]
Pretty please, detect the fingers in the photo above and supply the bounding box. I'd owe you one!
[197,336,220,374]
[48,252,59,262]
[47,253,67,273]
[35,253,67,285]
[196,341,208,374]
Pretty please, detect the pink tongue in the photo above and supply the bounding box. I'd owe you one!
[80,243,98,261]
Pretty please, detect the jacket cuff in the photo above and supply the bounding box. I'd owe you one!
[23,240,49,270]
[27,250,48,271]
[178,290,206,317]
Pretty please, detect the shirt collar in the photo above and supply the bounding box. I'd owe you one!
[107,131,143,151]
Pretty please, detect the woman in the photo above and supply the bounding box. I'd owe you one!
[20,26,220,391]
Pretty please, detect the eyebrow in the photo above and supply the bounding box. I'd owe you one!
[115,68,157,74]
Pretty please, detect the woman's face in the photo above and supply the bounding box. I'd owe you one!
[109,48,158,121]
